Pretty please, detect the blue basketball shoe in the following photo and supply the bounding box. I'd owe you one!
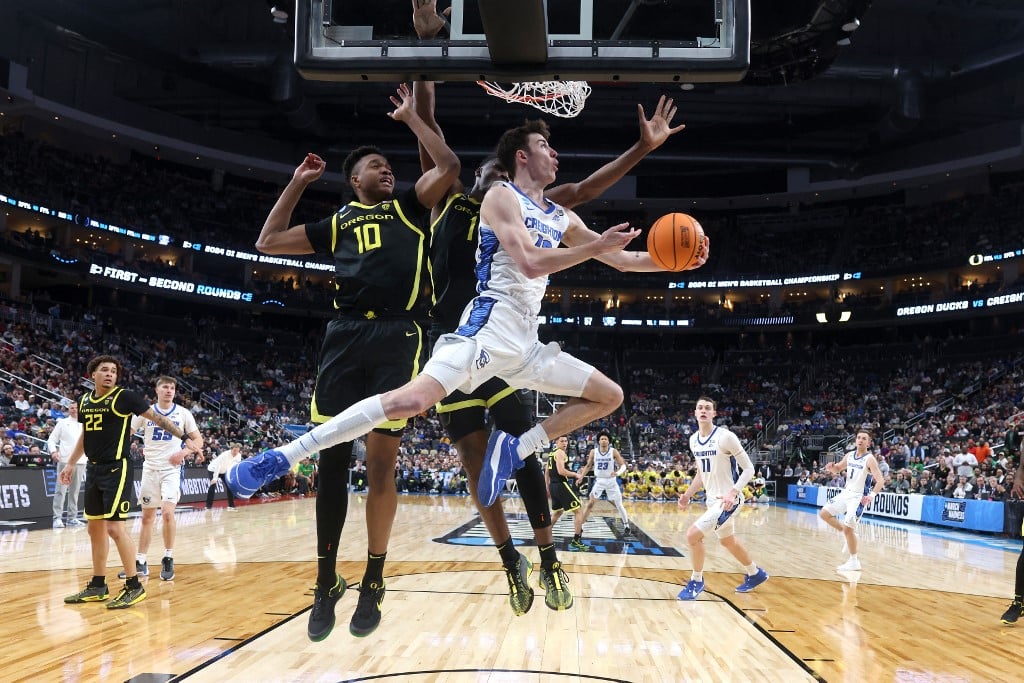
[735,567,769,593]
[677,578,705,601]
[226,450,290,498]
[478,430,524,507]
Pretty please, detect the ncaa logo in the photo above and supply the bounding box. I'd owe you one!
[475,349,491,370]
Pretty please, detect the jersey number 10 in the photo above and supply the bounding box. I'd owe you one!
[354,223,382,253]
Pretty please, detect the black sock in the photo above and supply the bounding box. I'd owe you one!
[538,543,557,570]
[315,443,352,588]
[496,537,519,568]
[573,533,582,543]
[1015,550,1024,598]
[363,552,387,588]
[126,576,142,590]
[90,576,106,587]
[515,455,553,529]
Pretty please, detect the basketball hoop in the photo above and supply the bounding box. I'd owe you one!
[476,80,592,118]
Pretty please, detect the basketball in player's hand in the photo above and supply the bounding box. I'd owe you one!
[647,213,705,271]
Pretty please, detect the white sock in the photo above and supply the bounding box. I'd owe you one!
[692,571,703,581]
[849,554,857,561]
[278,395,387,465]
[137,553,147,564]
[616,503,630,524]
[516,424,549,460]
[744,563,758,575]
[164,549,173,559]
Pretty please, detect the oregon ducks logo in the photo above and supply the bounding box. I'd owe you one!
[119,500,131,514]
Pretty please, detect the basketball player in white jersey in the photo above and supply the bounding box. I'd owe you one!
[123,376,203,581]
[229,119,709,517]
[677,396,768,600]
[578,431,631,535]
[229,116,708,621]
[820,430,884,572]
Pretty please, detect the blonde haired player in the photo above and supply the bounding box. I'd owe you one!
[677,396,768,600]
[819,430,884,572]
[124,376,202,581]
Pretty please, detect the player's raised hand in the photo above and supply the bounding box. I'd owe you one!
[293,153,326,185]
[412,0,451,39]
[388,83,415,121]
[595,222,641,254]
[637,95,686,151]
[685,234,710,270]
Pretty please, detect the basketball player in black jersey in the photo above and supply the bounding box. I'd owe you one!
[61,355,202,609]
[1002,448,1024,624]
[410,1,686,612]
[244,83,459,640]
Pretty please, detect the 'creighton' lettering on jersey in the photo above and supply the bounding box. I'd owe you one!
[688,426,751,498]
[844,452,872,494]
[475,181,571,317]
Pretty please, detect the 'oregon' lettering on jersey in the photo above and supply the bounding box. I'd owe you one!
[430,193,483,329]
[78,386,151,463]
[305,187,431,315]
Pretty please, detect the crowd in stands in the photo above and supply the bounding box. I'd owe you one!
[2,290,1022,514]
[6,129,1024,318]
[3,289,1023,509]
[4,121,1024,512]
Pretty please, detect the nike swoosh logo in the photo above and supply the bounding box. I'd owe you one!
[406,332,417,337]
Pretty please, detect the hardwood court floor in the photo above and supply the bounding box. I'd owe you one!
[1,494,1020,682]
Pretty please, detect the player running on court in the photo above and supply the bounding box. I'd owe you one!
[677,396,768,600]
[819,430,885,572]
[547,436,589,552]
[121,376,202,581]
[239,83,460,641]
[409,4,687,609]
[61,356,202,609]
[577,431,631,536]
[228,116,709,574]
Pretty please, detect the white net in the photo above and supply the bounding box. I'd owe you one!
[476,80,592,118]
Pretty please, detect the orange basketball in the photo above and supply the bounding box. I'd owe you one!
[647,213,705,272]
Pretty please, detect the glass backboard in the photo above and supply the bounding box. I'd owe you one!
[295,0,750,83]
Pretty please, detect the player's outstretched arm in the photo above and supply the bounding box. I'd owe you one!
[255,153,323,255]
[561,209,708,273]
[548,95,685,210]
[412,0,449,39]
[388,83,461,211]
[481,186,639,278]
[412,80,465,214]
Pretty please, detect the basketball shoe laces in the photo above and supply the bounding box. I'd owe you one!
[249,451,287,484]
[354,584,382,620]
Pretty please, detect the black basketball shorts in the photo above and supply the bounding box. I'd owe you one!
[311,317,426,433]
[84,460,133,521]
[549,479,583,514]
